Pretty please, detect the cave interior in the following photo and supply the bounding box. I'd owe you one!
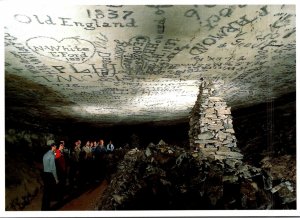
[3,4,297,213]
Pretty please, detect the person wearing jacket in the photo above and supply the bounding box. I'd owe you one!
[55,141,66,203]
[42,140,58,210]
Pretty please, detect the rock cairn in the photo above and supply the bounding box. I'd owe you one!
[189,81,239,160]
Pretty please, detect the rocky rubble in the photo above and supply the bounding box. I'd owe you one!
[260,154,296,207]
[95,140,296,210]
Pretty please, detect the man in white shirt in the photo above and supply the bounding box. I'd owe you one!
[106,140,114,152]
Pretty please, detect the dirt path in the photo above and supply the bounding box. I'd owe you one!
[22,180,108,211]
[59,180,108,210]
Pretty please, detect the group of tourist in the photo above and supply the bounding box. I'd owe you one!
[41,138,114,210]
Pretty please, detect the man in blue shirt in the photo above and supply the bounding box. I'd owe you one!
[41,140,59,210]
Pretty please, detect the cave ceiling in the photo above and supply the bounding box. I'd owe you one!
[3,4,296,126]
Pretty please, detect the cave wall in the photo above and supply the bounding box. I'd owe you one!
[5,127,67,210]
[232,92,296,166]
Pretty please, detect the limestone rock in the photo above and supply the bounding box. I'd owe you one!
[218,146,231,152]
[216,108,231,116]
[158,139,167,146]
[216,151,244,159]
[145,147,152,157]
[205,108,215,114]
[208,97,222,101]
[225,128,235,133]
[223,175,239,183]
[197,131,214,140]
[200,147,218,153]
[217,131,227,141]
[207,124,224,130]
[195,139,219,144]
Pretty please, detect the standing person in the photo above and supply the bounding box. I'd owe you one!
[55,141,67,203]
[68,140,81,188]
[81,141,93,183]
[42,140,59,211]
[94,139,107,181]
[82,141,92,159]
[106,140,114,152]
[99,139,106,152]
[91,141,97,154]
[90,140,97,182]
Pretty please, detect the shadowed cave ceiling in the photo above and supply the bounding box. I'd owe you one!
[4,4,296,127]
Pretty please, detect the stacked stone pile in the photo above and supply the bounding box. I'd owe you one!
[188,85,202,147]
[196,96,237,148]
[189,81,239,160]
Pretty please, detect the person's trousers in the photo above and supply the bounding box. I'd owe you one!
[41,172,56,210]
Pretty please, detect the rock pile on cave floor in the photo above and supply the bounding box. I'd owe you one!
[96,141,296,210]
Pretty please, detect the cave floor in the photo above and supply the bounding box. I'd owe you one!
[22,180,108,211]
